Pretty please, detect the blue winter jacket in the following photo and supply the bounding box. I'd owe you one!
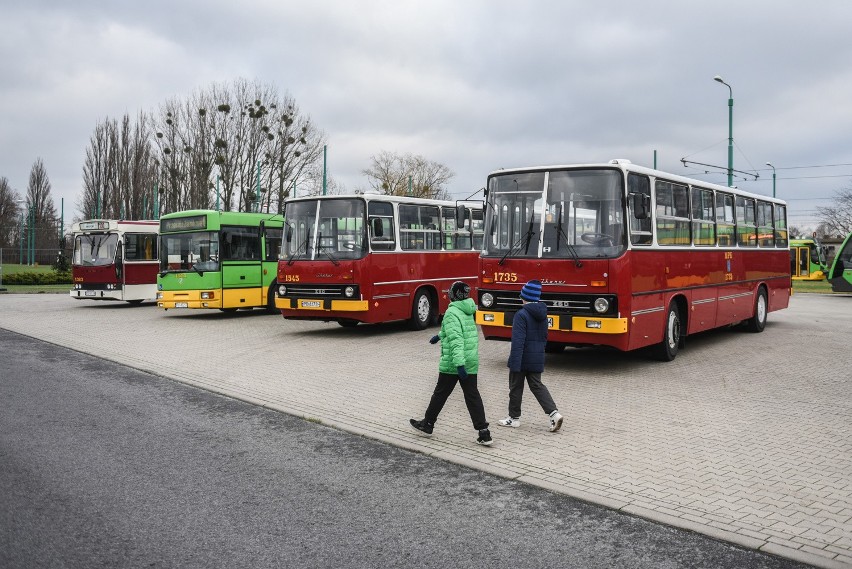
[507,301,548,373]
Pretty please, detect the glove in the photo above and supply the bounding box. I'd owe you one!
[429,335,439,344]
[457,366,468,380]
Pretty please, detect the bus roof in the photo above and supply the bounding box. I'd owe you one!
[159,209,284,222]
[71,219,159,233]
[488,159,787,205]
[283,194,481,209]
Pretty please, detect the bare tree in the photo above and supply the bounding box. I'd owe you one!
[362,151,454,199]
[26,158,60,250]
[817,187,852,237]
[151,78,327,213]
[81,112,158,220]
[0,176,23,248]
[788,226,806,240]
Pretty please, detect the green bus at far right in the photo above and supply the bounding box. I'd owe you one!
[827,232,852,292]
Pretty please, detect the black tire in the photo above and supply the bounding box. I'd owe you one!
[545,341,565,353]
[654,302,681,362]
[338,319,359,328]
[408,289,433,330]
[126,299,144,305]
[265,283,278,314]
[745,287,768,333]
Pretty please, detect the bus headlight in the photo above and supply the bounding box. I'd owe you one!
[594,298,610,313]
[278,284,287,296]
[156,292,163,299]
[201,291,214,299]
[481,292,494,308]
[344,286,355,298]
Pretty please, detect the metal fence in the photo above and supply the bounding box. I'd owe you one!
[0,246,72,269]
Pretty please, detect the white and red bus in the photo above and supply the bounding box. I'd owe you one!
[475,160,791,360]
[70,219,159,304]
[275,194,483,328]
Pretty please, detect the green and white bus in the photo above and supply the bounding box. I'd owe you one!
[827,232,852,293]
[156,210,284,311]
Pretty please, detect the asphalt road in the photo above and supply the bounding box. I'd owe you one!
[0,328,810,569]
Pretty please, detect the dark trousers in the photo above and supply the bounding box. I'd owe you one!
[508,371,557,418]
[424,372,488,430]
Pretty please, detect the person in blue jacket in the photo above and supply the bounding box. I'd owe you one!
[497,279,563,432]
[409,281,492,446]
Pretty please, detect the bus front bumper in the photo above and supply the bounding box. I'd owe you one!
[275,297,369,312]
[70,288,122,301]
[476,311,628,334]
[157,290,222,309]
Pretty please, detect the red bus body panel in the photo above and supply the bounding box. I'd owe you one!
[478,248,791,351]
[277,251,479,324]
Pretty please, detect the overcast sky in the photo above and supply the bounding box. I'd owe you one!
[2,0,851,230]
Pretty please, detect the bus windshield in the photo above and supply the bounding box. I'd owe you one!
[484,168,626,259]
[159,231,220,273]
[73,233,118,266]
[284,198,367,261]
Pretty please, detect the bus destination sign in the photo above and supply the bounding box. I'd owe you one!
[79,221,110,231]
[161,215,207,232]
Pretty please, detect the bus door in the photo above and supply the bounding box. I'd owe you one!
[221,226,263,307]
[790,246,810,278]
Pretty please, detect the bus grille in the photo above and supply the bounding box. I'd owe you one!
[279,284,358,299]
[477,289,618,317]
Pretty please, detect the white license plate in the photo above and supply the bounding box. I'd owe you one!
[175,302,188,308]
[300,300,321,308]
[85,290,96,296]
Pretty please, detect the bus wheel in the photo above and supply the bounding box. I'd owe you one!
[745,287,768,333]
[545,342,564,353]
[408,289,433,330]
[654,302,681,362]
[338,319,359,328]
[126,299,144,305]
[265,283,278,314]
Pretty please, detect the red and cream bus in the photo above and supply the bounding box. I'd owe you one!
[475,159,791,360]
[275,194,483,329]
[69,219,159,304]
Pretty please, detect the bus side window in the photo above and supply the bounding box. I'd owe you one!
[628,173,652,245]
[265,228,283,261]
[369,216,395,251]
[716,193,735,246]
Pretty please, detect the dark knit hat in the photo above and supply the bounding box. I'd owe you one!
[448,281,470,302]
[520,279,542,302]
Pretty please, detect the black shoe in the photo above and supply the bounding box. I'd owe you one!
[477,428,493,446]
[409,418,433,437]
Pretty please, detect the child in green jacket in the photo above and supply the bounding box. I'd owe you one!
[410,281,492,446]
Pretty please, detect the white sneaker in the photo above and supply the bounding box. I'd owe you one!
[497,417,521,428]
[549,411,563,432]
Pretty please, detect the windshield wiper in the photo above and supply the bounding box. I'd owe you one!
[316,233,340,266]
[499,214,536,266]
[287,230,311,266]
[554,207,582,268]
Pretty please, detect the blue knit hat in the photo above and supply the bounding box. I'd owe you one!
[520,279,542,302]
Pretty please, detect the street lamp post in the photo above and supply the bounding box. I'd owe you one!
[766,162,776,198]
[714,75,734,187]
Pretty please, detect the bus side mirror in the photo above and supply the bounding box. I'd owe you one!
[115,243,124,279]
[456,207,469,230]
[631,193,650,220]
[285,224,293,243]
[371,218,384,238]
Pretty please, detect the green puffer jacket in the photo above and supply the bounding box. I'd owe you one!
[437,298,479,374]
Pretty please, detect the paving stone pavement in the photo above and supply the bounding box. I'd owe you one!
[1,293,850,568]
